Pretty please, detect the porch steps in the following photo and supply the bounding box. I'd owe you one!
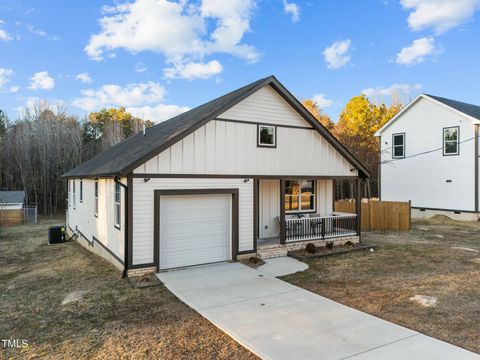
[257,246,288,259]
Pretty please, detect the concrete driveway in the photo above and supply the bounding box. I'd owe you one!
[157,262,478,360]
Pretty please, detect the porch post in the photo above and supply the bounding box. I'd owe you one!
[355,178,362,243]
[280,179,286,245]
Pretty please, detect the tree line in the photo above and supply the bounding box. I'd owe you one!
[0,95,401,215]
[0,104,152,215]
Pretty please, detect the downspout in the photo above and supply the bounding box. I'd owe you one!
[114,176,129,278]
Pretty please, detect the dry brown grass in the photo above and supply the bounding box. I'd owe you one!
[0,218,257,359]
[282,218,480,354]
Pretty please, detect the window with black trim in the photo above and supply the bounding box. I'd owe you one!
[285,180,315,213]
[257,124,276,147]
[94,180,98,217]
[443,126,459,155]
[72,181,76,209]
[114,183,121,229]
[80,180,83,203]
[392,133,405,159]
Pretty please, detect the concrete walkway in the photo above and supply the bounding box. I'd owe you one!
[157,262,479,360]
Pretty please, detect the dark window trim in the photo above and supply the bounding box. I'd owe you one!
[442,126,460,156]
[257,123,277,148]
[79,180,83,203]
[94,180,98,218]
[284,179,317,214]
[392,133,405,159]
[72,180,76,209]
[114,182,121,230]
[154,188,239,272]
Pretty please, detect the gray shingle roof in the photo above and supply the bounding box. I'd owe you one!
[0,191,25,204]
[63,75,370,178]
[425,94,480,121]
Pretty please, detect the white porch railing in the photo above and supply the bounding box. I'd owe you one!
[285,214,357,243]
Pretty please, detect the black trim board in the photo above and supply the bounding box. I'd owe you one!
[412,206,478,214]
[93,236,124,265]
[216,117,314,130]
[154,188,240,271]
[131,173,360,180]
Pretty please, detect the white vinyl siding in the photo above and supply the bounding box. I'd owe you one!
[134,120,357,177]
[219,85,310,127]
[132,177,253,266]
[380,97,475,211]
[72,181,76,209]
[259,180,280,239]
[66,178,125,266]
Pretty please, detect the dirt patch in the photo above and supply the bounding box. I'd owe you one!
[0,218,257,359]
[282,219,480,354]
[240,256,265,269]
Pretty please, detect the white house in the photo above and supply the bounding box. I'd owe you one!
[376,94,480,221]
[64,76,369,277]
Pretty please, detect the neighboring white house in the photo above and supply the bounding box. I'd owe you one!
[376,94,480,221]
[64,76,369,277]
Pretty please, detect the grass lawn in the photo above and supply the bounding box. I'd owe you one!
[0,218,257,359]
[282,216,480,354]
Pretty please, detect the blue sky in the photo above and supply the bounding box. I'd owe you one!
[0,0,479,122]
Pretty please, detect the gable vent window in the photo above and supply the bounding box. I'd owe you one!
[257,124,276,148]
[392,133,405,159]
[443,126,459,156]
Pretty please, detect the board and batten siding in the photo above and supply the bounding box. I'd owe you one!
[219,85,309,127]
[134,120,356,177]
[131,178,253,266]
[380,97,476,211]
[67,178,125,267]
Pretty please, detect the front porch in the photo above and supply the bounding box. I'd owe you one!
[254,178,361,259]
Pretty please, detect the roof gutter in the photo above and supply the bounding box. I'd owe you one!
[114,176,129,278]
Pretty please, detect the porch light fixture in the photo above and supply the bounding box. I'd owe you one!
[144,177,150,182]
[243,179,250,183]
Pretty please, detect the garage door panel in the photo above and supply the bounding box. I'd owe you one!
[159,194,231,270]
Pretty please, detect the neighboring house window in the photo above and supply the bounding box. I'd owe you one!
[114,183,121,229]
[94,180,98,217]
[257,124,276,147]
[80,180,83,203]
[73,181,76,209]
[392,133,405,159]
[443,126,459,155]
[285,180,315,213]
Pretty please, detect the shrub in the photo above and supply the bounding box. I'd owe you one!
[305,243,317,254]
[248,256,258,264]
[326,241,334,249]
[345,240,354,247]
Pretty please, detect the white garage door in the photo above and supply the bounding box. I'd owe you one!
[159,194,231,270]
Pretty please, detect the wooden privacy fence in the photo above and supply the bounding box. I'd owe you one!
[335,199,411,231]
